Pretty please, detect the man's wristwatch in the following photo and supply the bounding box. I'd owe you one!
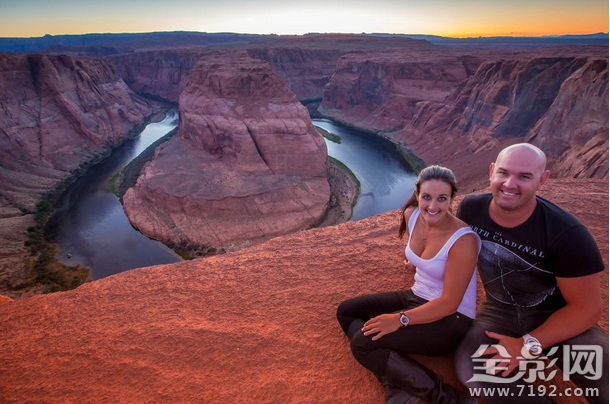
[399,311,410,327]
[523,333,543,356]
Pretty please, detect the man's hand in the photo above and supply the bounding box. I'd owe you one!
[480,330,527,377]
[362,313,402,341]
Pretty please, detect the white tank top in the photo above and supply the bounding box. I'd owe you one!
[405,208,480,319]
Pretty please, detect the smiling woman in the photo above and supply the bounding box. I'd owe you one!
[336,165,481,404]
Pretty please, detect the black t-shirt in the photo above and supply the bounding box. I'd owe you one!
[457,193,605,310]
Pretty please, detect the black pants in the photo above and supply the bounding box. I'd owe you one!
[337,290,473,392]
[455,301,609,404]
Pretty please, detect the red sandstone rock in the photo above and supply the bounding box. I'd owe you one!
[109,50,206,102]
[109,46,344,105]
[0,53,155,295]
[528,58,609,178]
[320,49,609,183]
[105,35,433,107]
[0,179,606,404]
[123,53,330,248]
[320,52,481,131]
[0,53,154,213]
[247,47,347,100]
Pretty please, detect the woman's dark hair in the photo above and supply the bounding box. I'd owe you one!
[398,165,458,239]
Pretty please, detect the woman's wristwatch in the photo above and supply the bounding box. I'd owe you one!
[399,311,410,327]
[523,333,542,355]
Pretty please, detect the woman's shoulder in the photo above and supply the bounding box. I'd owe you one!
[448,215,480,251]
[403,206,418,222]
[451,215,470,230]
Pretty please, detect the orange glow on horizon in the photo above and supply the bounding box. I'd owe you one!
[0,0,607,39]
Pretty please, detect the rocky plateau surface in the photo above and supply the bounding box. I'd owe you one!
[123,53,330,249]
[0,179,606,404]
[0,53,155,294]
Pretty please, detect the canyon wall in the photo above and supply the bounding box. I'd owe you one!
[0,53,155,294]
[108,50,207,102]
[123,52,330,248]
[527,58,608,178]
[320,52,482,131]
[320,49,609,185]
[398,56,609,185]
[0,53,154,213]
[247,47,345,100]
[250,35,436,104]
[109,47,344,104]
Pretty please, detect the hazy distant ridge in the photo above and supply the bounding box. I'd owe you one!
[0,31,607,53]
[0,32,279,53]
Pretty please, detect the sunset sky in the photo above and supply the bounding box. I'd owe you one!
[1,0,608,38]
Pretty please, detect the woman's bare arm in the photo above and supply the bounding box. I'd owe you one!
[362,232,478,340]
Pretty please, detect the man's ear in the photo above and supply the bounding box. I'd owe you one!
[489,162,495,180]
[539,170,550,187]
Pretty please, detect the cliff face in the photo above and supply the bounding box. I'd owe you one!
[0,53,154,213]
[123,53,330,248]
[0,53,154,295]
[320,51,609,182]
[247,47,345,100]
[403,57,609,182]
[0,179,606,404]
[527,58,608,178]
[320,52,481,131]
[108,50,206,102]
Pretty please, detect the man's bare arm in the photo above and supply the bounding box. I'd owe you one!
[482,272,602,376]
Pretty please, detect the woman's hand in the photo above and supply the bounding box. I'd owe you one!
[362,313,402,341]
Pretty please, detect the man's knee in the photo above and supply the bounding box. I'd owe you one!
[455,339,476,386]
[454,324,490,386]
[558,326,609,402]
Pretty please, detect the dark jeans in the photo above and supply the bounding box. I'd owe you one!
[455,301,609,404]
[337,290,473,400]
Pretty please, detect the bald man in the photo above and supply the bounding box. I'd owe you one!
[454,143,608,403]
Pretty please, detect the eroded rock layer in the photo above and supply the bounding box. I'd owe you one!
[123,53,330,248]
[0,179,606,404]
[108,50,206,102]
[0,53,154,294]
[320,48,608,183]
[320,51,482,131]
[247,47,345,100]
[0,53,153,212]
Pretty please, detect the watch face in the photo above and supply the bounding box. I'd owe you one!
[524,337,542,356]
[400,314,409,326]
[528,344,542,356]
